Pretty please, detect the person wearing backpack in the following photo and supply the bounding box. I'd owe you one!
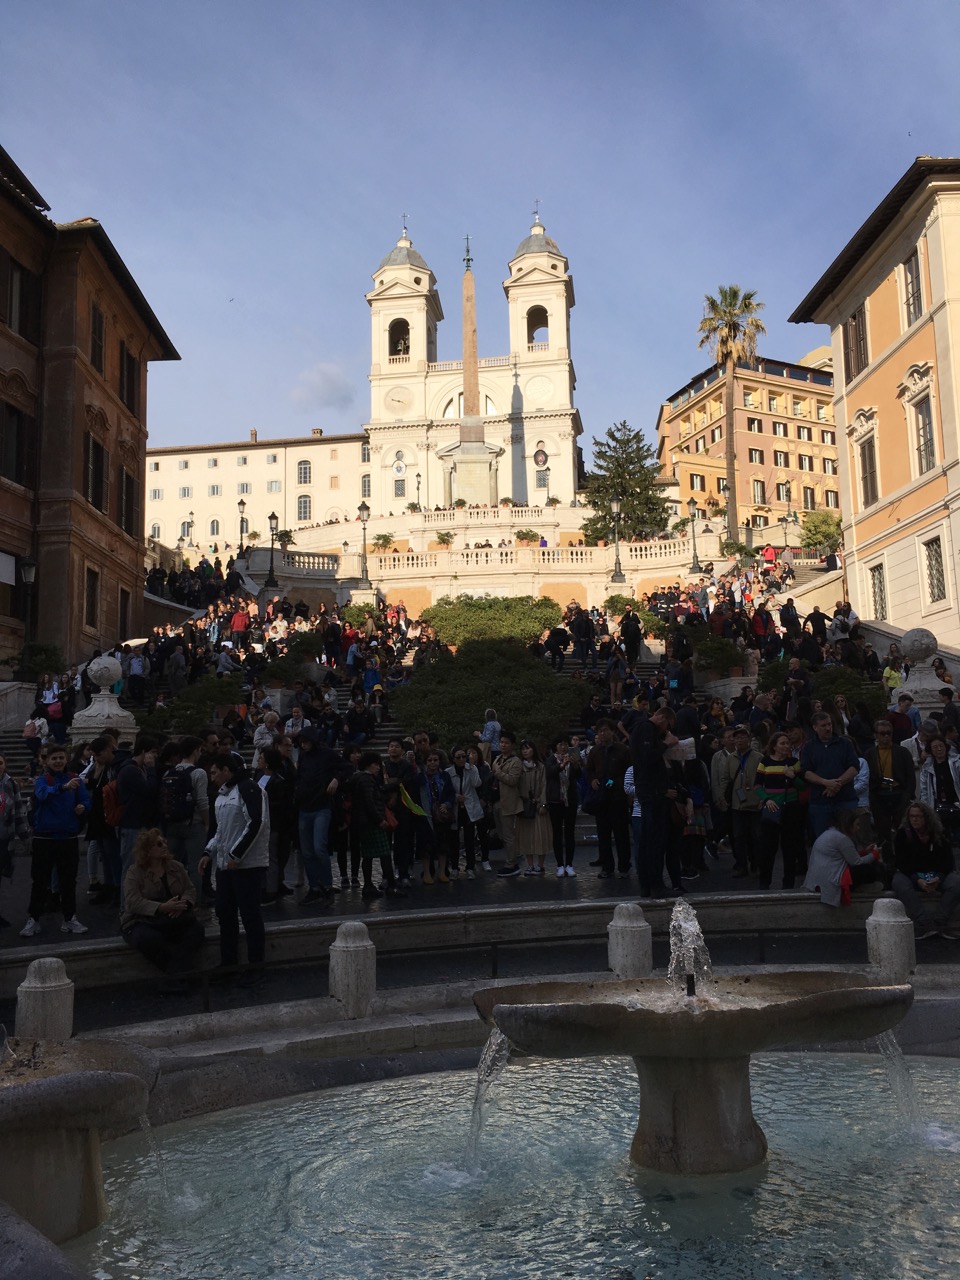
[117,734,160,911]
[160,736,210,890]
[20,746,91,937]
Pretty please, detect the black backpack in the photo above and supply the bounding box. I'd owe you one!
[159,766,196,825]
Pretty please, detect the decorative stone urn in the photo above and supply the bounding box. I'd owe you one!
[0,1038,157,1244]
[899,626,946,713]
[69,655,138,740]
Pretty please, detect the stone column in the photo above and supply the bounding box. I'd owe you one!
[328,921,376,1018]
[16,957,75,1041]
[607,903,653,979]
[866,897,916,982]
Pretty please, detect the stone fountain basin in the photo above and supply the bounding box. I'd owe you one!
[474,971,914,1060]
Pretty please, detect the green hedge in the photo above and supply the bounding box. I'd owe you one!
[421,594,562,646]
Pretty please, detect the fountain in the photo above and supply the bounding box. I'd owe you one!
[473,900,914,1174]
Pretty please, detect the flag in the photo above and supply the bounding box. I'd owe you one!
[399,784,427,818]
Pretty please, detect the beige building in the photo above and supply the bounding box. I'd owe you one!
[791,157,960,644]
[145,219,584,555]
[655,350,837,543]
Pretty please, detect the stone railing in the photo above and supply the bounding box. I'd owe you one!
[0,681,35,731]
[426,355,518,372]
[420,504,561,525]
[278,551,341,574]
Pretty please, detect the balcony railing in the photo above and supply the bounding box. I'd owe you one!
[387,354,410,365]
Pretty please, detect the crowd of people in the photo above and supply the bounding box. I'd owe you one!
[5,573,960,995]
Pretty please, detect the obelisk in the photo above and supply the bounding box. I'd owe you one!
[455,236,491,502]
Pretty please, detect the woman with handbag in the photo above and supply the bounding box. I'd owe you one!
[516,740,551,876]
[756,731,806,889]
[122,828,205,994]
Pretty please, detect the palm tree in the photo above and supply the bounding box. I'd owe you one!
[697,286,766,537]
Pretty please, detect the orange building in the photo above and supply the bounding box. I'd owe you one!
[655,352,837,543]
[791,157,960,642]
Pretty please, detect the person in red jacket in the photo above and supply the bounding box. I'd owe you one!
[230,607,250,647]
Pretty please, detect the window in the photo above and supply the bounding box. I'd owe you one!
[117,467,138,536]
[797,425,812,441]
[752,479,766,504]
[266,453,278,464]
[695,436,706,453]
[0,250,41,343]
[843,304,869,383]
[925,537,946,602]
[747,417,762,433]
[91,304,104,374]
[799,455,814,471]
[83,433,108,511]
[180,521,191,539]
[776,482,790,502]
[751,514,769,529]
[237,455,248,466]
[772,421,788,437]
[904,249,922,327]
[84,568,99,628]
[329,475,340,490]
[774,450,789,468]
[792,397,805,417]
[178,486,192,499]
[297,460,312,485]
[148,460,159,472]
[531,468,548,489]
[267,480,281,493]
[817,403,829,423]
[149,488,163,501]
[330,449,338,461]
[869,565,888,620]
[361,474,371,498]
[210,519,220,537]
[690,473,705,491]
[860,438,878,507]
[748,448,764,465]
[916,397,935,474]
[297,494,312,521]
[237,482,251,495]
[823,458,838,476]
[825,490,839,508]
[717,477,727,494]
[711,426,722,443]
[361,442,371,463]
[118,342,139,414]
[394,478,406,498]
[178,459,189,471]
[743,391,756,408]
[802,486,816,510]
[208,484,221,496]
[150,523,161,540]
[820,430,836,445]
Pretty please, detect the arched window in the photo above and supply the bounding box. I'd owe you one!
[209,519,220,536]
[388,318,410,357]
[297,460,312,485]
[361,474,371,498]
[150,523,161,540]
[526,305,549,347]
[297,494,312,522]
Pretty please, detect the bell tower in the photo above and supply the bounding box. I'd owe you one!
[366,224,443,422]
[502,215,575,410]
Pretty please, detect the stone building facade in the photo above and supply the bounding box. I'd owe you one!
[0,145,178,664]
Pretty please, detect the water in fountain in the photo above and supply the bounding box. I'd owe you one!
[467,1026,511,1172]
[876,1029,921,1131]
[666,898,713,997]
[138,1114,170,1204]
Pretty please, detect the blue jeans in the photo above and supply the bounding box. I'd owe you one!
[299,807,334,890]
[810,800,858,840]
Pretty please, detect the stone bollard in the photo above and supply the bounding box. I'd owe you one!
[328,921,376,1018]
[15,957,75,1041]
[607,903,653,980]
[866,898,916,982]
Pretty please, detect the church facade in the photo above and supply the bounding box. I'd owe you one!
[144,220,585,554]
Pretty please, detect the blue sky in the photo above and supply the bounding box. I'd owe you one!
[7,0,960,461]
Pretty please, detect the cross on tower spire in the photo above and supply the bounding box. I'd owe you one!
[464,234,473,270]
[532,198,541,224]
[401,212,409,237]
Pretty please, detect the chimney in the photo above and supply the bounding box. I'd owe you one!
[312,428,323,437]
[250,429,258,443]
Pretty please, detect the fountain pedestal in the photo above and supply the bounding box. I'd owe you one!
[631,1054,766,1174]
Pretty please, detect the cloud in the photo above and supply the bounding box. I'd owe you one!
[289,360,355,412]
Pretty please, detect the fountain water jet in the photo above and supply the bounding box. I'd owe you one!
[474,900,913,1175]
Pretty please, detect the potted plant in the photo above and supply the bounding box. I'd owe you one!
[454,498,467,509]
[500,497,513,507]
[406,502,421,513]
[690,634,742,680]
[277,530,296,551]
[436,531,455,547]
[546,496,561,507]
[371,533,394,551]
[514,528,541,547]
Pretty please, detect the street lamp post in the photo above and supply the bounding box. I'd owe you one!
[416,472,422,511]
[265,510,279,589]
[237,498,246,556]
[187,510,195,549]
[358,500,371,589]
[687,496,702,574]
[610,492,626,583]
[176,536,185,571]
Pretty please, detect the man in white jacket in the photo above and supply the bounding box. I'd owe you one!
[199,753,270,986]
